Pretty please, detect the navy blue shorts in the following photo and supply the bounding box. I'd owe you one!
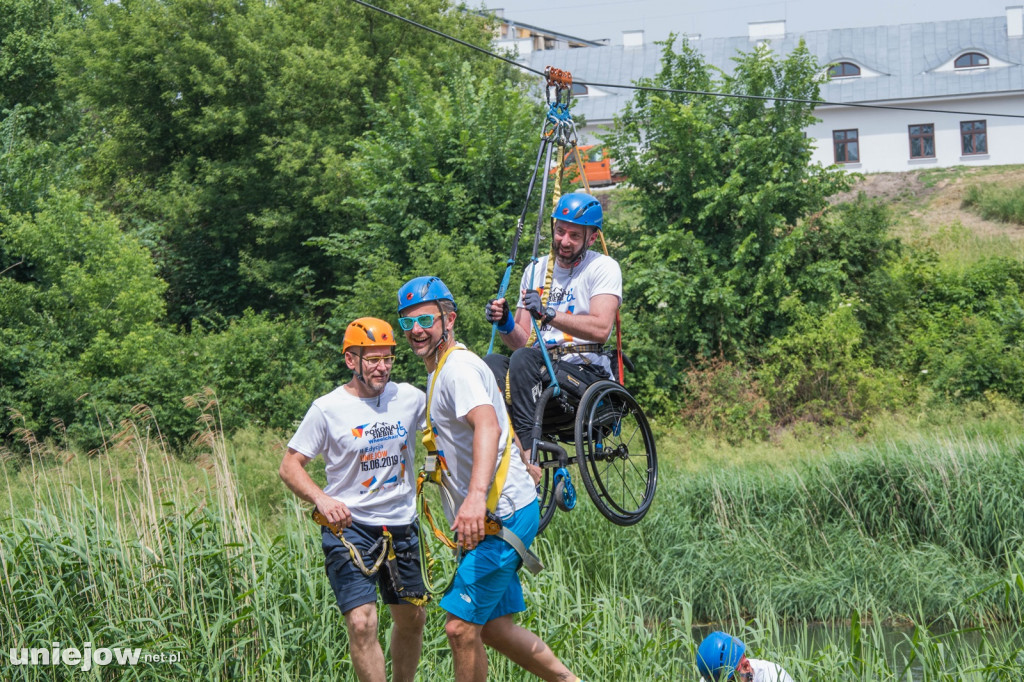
[322,521,427,614]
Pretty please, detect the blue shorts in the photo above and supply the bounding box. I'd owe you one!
[439,500,539,625]
[322,521,426,614]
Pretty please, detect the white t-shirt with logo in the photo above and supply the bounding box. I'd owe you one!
[426,347,537,520]
[288,381,425,525]
[517,249,622,375]
[700,659,795,682]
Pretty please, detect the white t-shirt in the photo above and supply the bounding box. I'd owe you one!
[748,658,795,682]
[426,346,537,520]
[517,249,622,375]
[701,659,795,682]
[288,381,425,525]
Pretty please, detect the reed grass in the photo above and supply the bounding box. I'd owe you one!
[544,425,1024,627]
[2,404,1023,679]
[0,400,690,680]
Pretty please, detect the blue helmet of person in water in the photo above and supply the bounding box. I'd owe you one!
[696,631,746,681]
[397,275,457,315]
[551,192,602,230]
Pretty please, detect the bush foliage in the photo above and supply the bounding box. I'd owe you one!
[2,2,1024,450]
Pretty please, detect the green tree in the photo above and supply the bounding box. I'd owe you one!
[60,0,520,325]
[0,0,77,135]
[0,189,167,444]
[608,38,856,410]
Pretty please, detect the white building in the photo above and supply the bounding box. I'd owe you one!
[519,8,1024,173]
[477,9,607,55]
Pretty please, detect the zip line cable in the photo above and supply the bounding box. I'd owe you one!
[350,0,1024,120]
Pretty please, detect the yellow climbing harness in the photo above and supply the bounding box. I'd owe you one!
[415,344,540,595]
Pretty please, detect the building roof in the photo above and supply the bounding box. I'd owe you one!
[522,14,1024,126]
[476,11,607,48]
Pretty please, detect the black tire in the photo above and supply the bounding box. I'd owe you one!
[574,380,657,526]
[554,479,572,511]
[535,462,558,534]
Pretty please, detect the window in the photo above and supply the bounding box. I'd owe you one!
[833,129,859,163]
[909,124,935,158]
[829,62,861,78]
[961,120,987,154]
[954,52,989,68]
[571,82,589,96]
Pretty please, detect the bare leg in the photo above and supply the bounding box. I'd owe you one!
[344,603,386,682]
[388,603,426,682]
[480,614,577,682]
[445,613,488,682]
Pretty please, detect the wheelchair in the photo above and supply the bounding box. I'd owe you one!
[524,352,658,533]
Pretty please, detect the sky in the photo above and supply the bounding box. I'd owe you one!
[481,0,1017,45]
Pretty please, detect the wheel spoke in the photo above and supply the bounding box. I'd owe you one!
[575,381,658,526]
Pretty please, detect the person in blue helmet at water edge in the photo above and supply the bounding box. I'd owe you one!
[697,631,795,682]
[397,275,585,682]
[483,191,622,461]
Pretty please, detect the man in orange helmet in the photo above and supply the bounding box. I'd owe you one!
[280,317,427,682]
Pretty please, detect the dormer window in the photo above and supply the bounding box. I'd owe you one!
[954,52,989,68]
[571,83,589,97]
[829,62,861,78]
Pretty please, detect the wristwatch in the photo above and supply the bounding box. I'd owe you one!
[541,306,557,326]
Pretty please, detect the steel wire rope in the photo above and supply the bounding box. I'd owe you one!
[350,0,1024,120]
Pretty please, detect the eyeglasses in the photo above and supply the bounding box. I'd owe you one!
[360,355,395,367]
[398,314,437,331]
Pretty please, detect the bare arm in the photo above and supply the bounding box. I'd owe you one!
[451,404,501,550]
[516,431,541,485]
[488,292,619,350]
[279,448,352,527]
[544,292,619,342]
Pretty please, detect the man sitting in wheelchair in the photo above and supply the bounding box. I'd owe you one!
[484,191,622,459]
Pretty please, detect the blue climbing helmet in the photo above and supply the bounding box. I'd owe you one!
[397,275,457,315]
[696,631,746,681]
[551,191,603,230]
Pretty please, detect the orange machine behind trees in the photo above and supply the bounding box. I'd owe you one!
[557,145,625,186]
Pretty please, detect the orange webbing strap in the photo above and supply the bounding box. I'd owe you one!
[593,229,622,382]
[416,472,503,543]
[575,142,592,194]
[416,473,458,550]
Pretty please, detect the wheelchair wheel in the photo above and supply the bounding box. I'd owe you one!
[536,466,558,534]
[574,380,657,526]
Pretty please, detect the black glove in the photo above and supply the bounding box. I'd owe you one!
[485,298,510,325]
[522,289,544,320]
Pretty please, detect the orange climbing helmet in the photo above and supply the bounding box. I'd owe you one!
[342,317,397,353]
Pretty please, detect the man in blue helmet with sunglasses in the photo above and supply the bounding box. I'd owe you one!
[484,190,622,461]
[397,275,584,682]
[697,631,794,682]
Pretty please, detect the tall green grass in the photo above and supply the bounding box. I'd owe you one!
[903,220,1024,270]
[963,182,1024,225]
[544,426,1024,626]
[3,405,1023,679]
[0,403,690,680]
